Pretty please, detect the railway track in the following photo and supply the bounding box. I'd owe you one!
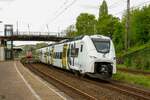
[24,63,150,100]
[110,80,150,100]
[84,78,150,100]
[26,64,97,100]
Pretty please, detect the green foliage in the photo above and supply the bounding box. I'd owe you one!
[113,71,150,88]
[112,21,125,52]
[97,15,118,36]
[122,44,150,70]
[65,25,77,38]
[97,1,124,52]
[99,0,108,19]
[67,31,77,38]
[122,5,150,47]
[35,43,48,49]
[76,13,97,35]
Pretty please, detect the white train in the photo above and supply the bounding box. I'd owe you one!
[36,35,116,79]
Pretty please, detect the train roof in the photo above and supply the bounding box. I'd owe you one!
[37,35,111,50]
[89,35,111,40]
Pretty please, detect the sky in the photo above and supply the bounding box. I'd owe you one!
[0,0,149,45]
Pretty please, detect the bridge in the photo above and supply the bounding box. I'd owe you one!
[0,31,70,42]
[0,24,71,60]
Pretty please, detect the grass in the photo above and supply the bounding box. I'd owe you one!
[117,64,127,68]
[112,71,150,88]
[117,64,150,72]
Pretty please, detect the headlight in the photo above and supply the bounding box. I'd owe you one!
[113,57,116,60]
[90,56,97,59]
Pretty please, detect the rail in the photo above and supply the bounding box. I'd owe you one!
[26,64,97,100]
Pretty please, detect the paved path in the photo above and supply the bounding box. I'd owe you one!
[0,61,68,100]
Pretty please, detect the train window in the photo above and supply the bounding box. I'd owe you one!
[75,48,79,57]
[70,44,74,56]
[56,52,57,58]
[54,52,62,59]
[57,52,59,59]
[92,38,110,53]
[80,45,83,52]
[71,48,79,57]
[60,52,62,59]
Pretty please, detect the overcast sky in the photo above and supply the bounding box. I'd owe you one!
[0,0,149,45]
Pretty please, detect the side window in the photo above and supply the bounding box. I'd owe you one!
[56,52,58,59]
[71,48,79,57]
[54,52,62,59]
[80,45,83,52]
[44,51,47,57]
[75,48,79,57]
[57,52,59,59]
[60,52,62,59]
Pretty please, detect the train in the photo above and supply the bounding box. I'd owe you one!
[36,35,116,79]
[26,51,32,58]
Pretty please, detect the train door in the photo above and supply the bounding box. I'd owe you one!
[70,43,74,67]
[50,46,54,65]
[46,47,48,63]
[69,42,80,70]
[62,44,68,69]
[78,42,85,72]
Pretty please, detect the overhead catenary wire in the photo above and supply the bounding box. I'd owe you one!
[44,0,77,33]
[108,0,126,9]
[52,0,69,17]
[50,0,77,23]
[112,0,150,16]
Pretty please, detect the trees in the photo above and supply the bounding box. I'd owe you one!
[96,0,124,52]
[130,6,150,46]
[76,13,97,35]
[122,5,150,47]
[97,15,121,37]
[99,0,108,19]
[35,43,48,49]
[65,25,76,38]
[97,0,120,37]
[112,21,125,51]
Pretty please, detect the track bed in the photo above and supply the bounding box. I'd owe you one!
[24,63,150,100]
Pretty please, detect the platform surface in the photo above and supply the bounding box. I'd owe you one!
[0,61,67,100]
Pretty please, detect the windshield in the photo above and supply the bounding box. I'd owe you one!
[92,38,110,53]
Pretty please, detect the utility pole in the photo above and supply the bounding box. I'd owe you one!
[28,24,30,35]
[16,21,19,35]
[125,0,130,50]
[58,26,60,37]
[46,24,50,35]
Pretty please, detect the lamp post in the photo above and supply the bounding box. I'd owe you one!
[0,21,3,36]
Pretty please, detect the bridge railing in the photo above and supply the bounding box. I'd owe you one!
[13,31,67,37]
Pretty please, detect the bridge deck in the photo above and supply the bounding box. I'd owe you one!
[0,35,70,42]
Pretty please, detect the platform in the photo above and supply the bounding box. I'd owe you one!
[0,61,68,100]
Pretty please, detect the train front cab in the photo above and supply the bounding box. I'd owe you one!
[84,35,116,79]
